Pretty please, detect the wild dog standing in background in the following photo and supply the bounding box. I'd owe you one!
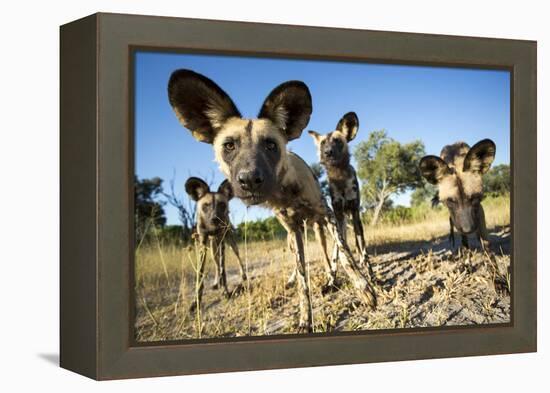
[308,112,374,281]
[169,69,376,333]
[419,139,496,252]
[185,177,247,310]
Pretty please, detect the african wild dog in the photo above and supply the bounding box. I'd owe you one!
[168,69,376,332]
[308,112,374,281]
[185,177,248,311]
[419,139,496,252]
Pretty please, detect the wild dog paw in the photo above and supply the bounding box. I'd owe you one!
[364,263,376,283]
[321,278,340,295]
[297,322,313,334]
[358,250,370,265]
[285,274,297,290]
[231,283,245,296]
[358,285,377,310]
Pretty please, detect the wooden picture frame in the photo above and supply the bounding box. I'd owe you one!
[60,12,537,380]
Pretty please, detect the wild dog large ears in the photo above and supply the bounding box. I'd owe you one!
[336,112,359,141]
[258,81,312,141]
[217,179,234,200]
[307,130,322,145]
[185,177,210,201]
[419,156,452,184]
[463,139,496,174]
[168,70,241,144]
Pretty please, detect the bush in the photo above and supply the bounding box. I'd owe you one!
[158,225,188,245]
[377,203,442,226]
[369,193,508,228]
[483,164,510,197]
[236,216,286,241]
[380,205,412,225]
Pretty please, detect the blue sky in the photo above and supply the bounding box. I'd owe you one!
[134,51,510,225]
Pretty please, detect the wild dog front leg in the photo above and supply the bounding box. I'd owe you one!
[456,234,469,260]
[351,209,374,280]
[225,229,247,294]
[209,237,222,290]
[477,204,490,252]
[189,236,208,312]
[449,217,456,249]
[215,236,230,298]
[313,221,337,292]
[323,205,376,309]
[211,237,230,297]
[290,228,313,333]
[329,204,346,279]
[449,217,469,259]
[285,233,298,288]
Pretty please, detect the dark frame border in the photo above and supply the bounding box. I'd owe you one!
[60,12,536,380]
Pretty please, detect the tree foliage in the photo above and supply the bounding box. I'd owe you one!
[236,216,286,241]
[135,176,166,242]
[309,162,330,199]
[354,130,425,226]
[483,164,510,196]
[161,170,196,242]
[410,181,439,207]
[158,225,186,245]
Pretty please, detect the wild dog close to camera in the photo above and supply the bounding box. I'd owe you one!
[308,112,374,281]
[419,139,496,252]
[185,177,248,311]
[168,69,376,333]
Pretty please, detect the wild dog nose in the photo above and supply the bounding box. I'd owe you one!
[324,148,334,157]
[456,207,476,234]
[237,169,264,191]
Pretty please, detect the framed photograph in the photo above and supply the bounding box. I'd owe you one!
[60,12,536,380]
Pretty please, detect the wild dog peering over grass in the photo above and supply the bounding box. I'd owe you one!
[419,139,496,252]
[168,69,376,333]
[308,112,374,281]
[185,177,247,311]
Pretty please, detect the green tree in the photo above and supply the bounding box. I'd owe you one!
[159,225,185,245]
[161,170,196,242]
[310,162,330,199]
[483,164,510,196]
[382,205,413,225]
[135,176,166,241]
[354,130,425,226]
[236,216,285,241]
[410,181,439,207]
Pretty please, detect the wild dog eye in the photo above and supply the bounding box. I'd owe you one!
[445,198,457,207]
[265,139,277,152]
[202,202,211,210]
[223,141,235,151]
[471,194,482,204]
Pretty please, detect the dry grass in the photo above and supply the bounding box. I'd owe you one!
[367,194,510,246]
[134,195,511,342]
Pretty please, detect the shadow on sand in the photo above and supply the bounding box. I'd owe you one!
[370,225,510,267]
